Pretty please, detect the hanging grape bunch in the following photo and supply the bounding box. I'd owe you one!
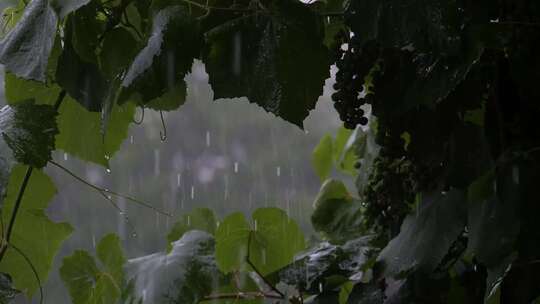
[331,31,380,129]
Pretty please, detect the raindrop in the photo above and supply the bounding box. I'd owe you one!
[254,220,258,231]
[130,135,134,144]
[63,153,68,161]
[154,149,160,176]
[187,215,191,226]
[319,282,323,293]
[106,168,111,173]
[206,131,211,147]
[190,186,195,200]
[92,235,96,248]
[276,166,281,177]
[512,166,520,184]
[105,154,110,160]
[177,173,181,187]
[234,162,239,173]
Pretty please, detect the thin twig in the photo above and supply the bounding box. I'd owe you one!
[159,110,167,142]
[0,167,33,262]
[6,242,43,304]
[49,160,171,217]
[247,231,285,298]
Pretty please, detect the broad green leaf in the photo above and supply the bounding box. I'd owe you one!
[250,208,306,275]
[61,234,126,304]
[68,1,104,63]
[339,281,354,304]
[215,208,305,275]
[100,27,140,79]
[0,101,58,168]
[120,5,201,110]
[56,22,109,112]
[312,135,333,181]
[377,190,467,276]
[126,231,222,303]
[311,180,364,243]
[60,250,100,304]
[215,212,250,274]
[96,234,126,284]
[0,165,73,297]
[0,0,58,81]
[167,208,218,252]
[263,237,373,293]
[204,0,329,127]
[55,97,134,166]
[4,73,62,106]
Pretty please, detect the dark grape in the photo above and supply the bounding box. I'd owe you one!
[330,30,379,129]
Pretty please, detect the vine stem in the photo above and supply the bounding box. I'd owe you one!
[0,167,33,262]
[0,90,68,261]
[49,160,171,217]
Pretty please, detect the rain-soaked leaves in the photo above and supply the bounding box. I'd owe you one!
[215,208,305,275]
[0,101,58,168]
[0,165,73,297]
[0,0,58,82]
[60,234,126,304]
[126,231,222,304]
[377,190,467,277]
[311,180,365,244]
[55,97,134,167]
[204,0,329,127]
[120,5,201,110]
[270,236,374,294]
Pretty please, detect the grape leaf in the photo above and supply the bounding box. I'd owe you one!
[214,212,250,274]
[312,135,334,181]
[311,180,365,244]
[120,5,201,110]
[0,0,58,82]
[56,22,109,112]
[377,190,467,276]
[60,234,126,304]
[0,165,73,297]
[204,0,329,127]
[126,231,222,303]
[55,97,134,166]
[0,101,58,168]
[215,208,306,275]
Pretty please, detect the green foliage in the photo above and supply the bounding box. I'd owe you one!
[204,0,329,127]
[1,0,540,302]
[311,127,358,180]
[167,208,217,252]
[60,234,126,304]
[0,0,57,81]
[0,101,58,168]
[378,190,467,276]
[0,165,73,297]
[215,208,305,275]
[55,97,134,167]
[311,179,365,244]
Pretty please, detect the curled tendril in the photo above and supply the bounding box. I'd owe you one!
[133,106,145,124]
[160,110,167,142]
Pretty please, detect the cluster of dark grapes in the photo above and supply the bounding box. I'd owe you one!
[330,31,380,129]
